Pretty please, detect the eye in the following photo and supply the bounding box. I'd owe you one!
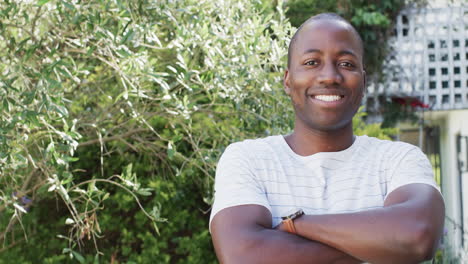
[304,60,318,66]
[339,61,355,68]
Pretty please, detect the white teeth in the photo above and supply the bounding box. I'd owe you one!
[314,95,342,102]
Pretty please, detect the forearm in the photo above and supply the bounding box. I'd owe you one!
[217,227,361,264]
[294,204,442,264]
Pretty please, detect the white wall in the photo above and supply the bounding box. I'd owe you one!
[424,109,468,257]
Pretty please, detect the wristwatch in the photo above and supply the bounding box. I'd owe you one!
[281,209,304,234]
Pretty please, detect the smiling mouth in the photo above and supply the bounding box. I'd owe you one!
[312,95,344,102]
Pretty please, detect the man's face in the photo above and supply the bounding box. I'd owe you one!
[284,19,366,132]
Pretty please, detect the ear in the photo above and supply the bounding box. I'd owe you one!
[284,69,291,95]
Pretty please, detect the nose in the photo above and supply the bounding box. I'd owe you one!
[317,63,343,85]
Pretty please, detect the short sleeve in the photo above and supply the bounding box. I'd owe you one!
[209,143,271,231]
[386,146,440,199]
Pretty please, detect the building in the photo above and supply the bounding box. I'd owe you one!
[367,2,468,261]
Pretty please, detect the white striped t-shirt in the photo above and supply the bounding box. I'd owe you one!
[209,135,439,229]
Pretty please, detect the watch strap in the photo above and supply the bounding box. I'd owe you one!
[281,209,303,234]
[283,218,297,234]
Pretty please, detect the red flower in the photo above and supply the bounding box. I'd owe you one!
[392,97,429,109]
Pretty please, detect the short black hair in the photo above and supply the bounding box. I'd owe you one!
[287,13,364,68]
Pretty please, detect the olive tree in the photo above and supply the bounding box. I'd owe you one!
[0,0,293,262]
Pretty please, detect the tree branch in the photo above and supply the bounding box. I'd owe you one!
[77,128,148,148]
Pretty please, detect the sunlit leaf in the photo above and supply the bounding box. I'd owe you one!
[37,0,51,6]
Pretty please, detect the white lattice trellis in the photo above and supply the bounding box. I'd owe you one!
[369,5,468,111]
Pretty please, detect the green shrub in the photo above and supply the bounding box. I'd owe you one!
[0,0,292,262]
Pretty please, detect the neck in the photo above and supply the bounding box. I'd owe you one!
[285,120,355,156]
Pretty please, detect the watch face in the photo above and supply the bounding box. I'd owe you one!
[281,209,304,220]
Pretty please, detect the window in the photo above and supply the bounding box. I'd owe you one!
[442,81,449,88]
[440,53,448,61]
[403,28,408,36]
[440,40,447,48]
[402,15,409,25]
[428,40,435,49]
[442,95,449,104]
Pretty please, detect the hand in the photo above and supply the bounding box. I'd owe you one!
[275,220,362,264]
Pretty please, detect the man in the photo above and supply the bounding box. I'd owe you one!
[210,13,445,264]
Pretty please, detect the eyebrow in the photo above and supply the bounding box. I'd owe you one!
[302,48,321,55]
[302,49,359,59]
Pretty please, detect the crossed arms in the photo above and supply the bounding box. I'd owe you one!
[210,183,445,264]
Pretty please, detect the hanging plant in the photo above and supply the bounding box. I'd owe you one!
[381,96,429,128]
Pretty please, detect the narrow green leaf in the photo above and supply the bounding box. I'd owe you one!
[167,141,175,159]
[86,45,96,56]
[3,99,9,111]
[116,48,131,58]
[71,250,85,264]
[121,29,135,44]
[137,188,152,196]
[62,1,76,11]
[37,0,51,6]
